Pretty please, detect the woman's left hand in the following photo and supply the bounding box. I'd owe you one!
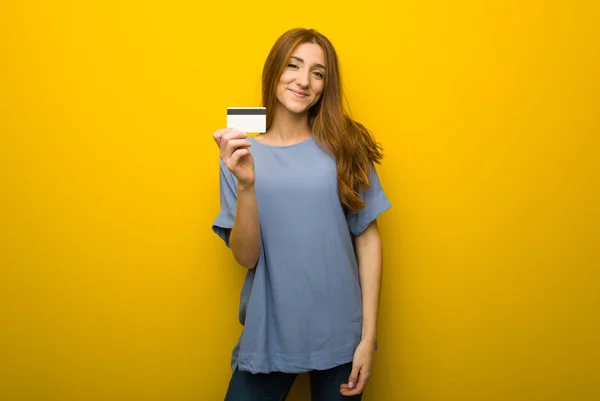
[340,339,376,396]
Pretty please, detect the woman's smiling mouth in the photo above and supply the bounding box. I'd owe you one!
[289,89,309,98]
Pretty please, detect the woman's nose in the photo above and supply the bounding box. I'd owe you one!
[296,73,310,88]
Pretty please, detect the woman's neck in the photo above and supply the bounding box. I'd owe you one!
[262,103,312,146]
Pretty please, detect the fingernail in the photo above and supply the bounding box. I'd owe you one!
[349,382,354,389]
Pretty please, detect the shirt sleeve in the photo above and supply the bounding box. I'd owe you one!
[346,162,391,236]
[212,158,238,247]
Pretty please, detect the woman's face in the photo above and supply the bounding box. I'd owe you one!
[276,42,326,115]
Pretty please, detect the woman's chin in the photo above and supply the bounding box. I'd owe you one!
[284,103,310,115]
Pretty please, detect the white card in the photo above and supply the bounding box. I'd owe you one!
[227,107,266,133]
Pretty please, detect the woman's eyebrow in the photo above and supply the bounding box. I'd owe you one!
[290,56,327,70]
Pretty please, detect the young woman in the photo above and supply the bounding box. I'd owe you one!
[212,28,391,400]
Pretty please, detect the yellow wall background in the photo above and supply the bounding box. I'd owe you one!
[1,1,598,400]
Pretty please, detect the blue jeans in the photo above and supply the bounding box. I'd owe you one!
[224,362,363,401]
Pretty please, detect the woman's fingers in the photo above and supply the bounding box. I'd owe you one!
[340,374,369,396]
[226,148,251,169]
[347,364,360,390]
[340,365,369,396]
[214,128,253,183]
[221,138,251,160]
[213,128,235,146]
[219,130,248,154]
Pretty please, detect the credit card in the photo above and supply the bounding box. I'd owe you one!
[227,107,266,133]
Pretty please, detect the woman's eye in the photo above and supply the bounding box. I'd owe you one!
[288,63,298,69]
[313,71,324,79]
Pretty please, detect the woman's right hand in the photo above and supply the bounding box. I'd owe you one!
[213,128,255,186]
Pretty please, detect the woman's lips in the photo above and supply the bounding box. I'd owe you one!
[289,89,308,98]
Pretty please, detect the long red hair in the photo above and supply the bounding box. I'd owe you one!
[261,28,383,212]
